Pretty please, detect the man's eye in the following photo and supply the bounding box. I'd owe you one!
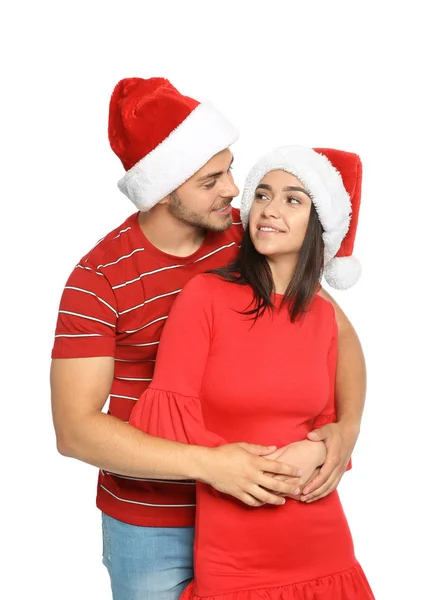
[204,180,216,189]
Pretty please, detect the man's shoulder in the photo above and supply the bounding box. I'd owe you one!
[79,212,140,270]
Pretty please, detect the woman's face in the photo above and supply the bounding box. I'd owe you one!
[248,170,313,260]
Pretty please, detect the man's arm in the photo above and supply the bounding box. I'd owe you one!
[319,286,366,429]
[51,356,301,506]
[51,356,204,480]
[300,286,366,501]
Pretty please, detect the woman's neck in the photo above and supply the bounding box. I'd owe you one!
[266,255,298,294]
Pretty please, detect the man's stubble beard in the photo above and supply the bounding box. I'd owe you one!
[168,191,232,233]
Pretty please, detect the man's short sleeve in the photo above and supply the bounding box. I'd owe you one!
[51,263,117,358]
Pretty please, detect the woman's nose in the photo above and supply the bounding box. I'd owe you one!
[262,198,281,219]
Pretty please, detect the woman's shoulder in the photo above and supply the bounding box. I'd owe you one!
[169,274,233,319]
[311,289,337,328]
[183,272,240,297]
[179,272,233,295]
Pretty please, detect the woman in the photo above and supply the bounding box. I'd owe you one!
[130,146,374,599]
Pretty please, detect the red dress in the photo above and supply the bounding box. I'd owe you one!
[129,274,374,600]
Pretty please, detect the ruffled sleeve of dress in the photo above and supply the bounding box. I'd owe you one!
[312,307,352,471]
[129,274,227,447]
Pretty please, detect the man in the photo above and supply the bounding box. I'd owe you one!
[51,77,366,600]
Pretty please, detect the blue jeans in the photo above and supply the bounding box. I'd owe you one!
[102,513,194,600]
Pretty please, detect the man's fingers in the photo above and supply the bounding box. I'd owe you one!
[249,484,288,506]
[259,458,302,478]
[259,474,301,497]
[301,471,327,495]
[240,493,266,507]
[238,443,277,456]
[272,473,293,482]
[302,473,341,502]
[303,486,333,503]
[307,424,330,442]
[283,493,302,501]
[301,461,337,495]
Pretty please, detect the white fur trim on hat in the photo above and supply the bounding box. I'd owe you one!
[324,255,361,290]
[117,101,239,211]
[240,145,351,268]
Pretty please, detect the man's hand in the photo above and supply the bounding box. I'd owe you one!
[301,422,359,502]
[285,467,321,501]
[199,443,302,507]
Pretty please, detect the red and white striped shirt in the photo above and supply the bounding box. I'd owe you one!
[52,209,243,527]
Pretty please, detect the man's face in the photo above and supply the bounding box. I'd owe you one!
[167,149,239,232]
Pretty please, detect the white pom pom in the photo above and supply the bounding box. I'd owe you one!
[324,256,362,290]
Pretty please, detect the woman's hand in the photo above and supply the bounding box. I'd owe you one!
[267,440,326,499]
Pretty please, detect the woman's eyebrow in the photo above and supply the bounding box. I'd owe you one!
[256,183,311,199]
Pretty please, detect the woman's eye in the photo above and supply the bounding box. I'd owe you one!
[255,193,268,201]
[287,196,301,205]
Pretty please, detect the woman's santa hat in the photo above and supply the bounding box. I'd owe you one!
[240,146,363,290]
[108,77,239,211]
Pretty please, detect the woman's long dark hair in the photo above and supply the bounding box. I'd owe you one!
[211,203,324,322]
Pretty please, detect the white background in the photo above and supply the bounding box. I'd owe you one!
[2,1,430,599]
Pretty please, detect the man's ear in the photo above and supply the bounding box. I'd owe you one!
[158,194,170,206]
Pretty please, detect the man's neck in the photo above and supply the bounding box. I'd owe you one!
[138,207,206,258]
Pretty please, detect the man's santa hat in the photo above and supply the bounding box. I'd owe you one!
[240,146,363,290]
[108,77,239,211]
